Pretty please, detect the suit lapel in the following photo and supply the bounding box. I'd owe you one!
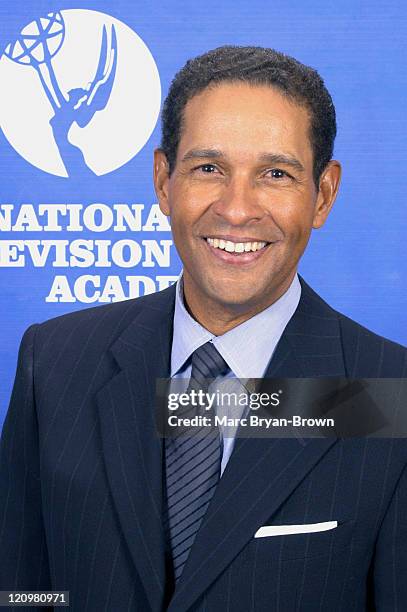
[168,276,347,612]
[96,286,176,612]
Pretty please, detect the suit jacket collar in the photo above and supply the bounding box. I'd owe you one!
[96,276,346,612]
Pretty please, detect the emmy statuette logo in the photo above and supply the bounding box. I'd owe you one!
[0,10,161,177]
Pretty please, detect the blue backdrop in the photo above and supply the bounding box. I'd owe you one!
[1,0,406,427]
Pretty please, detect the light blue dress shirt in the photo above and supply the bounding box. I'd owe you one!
[171,272,301,474]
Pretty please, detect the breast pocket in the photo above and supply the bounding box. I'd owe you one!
[252,519,355,561]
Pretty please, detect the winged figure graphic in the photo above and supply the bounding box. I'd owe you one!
[44,24,118,176]
[70,24,118,127]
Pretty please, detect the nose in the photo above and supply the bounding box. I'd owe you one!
[210,173,265,226]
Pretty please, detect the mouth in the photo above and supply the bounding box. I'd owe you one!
[202,235,272,265]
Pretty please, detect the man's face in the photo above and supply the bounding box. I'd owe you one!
[155,82,339,314]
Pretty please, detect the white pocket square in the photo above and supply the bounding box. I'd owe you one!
[254,521,338,538]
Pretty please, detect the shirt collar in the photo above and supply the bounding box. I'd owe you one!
[171,271,301,378]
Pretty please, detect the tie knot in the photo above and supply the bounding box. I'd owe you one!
[190,341,229,386]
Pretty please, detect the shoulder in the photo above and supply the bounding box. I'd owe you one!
[299,276,407,376]
[337,311,407,376]
[27,284,176,356]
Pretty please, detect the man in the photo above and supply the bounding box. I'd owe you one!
[1,46,406,611]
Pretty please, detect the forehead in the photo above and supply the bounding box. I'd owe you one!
[179,82,313,165]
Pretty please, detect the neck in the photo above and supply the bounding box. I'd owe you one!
[182,272,296,336]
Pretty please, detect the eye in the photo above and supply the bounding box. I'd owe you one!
[268,168,290,179]
[195,163,219,173]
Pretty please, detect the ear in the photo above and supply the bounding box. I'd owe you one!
[153,149,171,216]
[312,160,341,229]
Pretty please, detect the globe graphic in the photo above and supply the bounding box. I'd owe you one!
[4,12,65,66]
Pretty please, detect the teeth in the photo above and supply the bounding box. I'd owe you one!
[206,238,267,253]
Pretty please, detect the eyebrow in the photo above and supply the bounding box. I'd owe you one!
[181,149,305,173]
[258,153,305,173]
[181,149,223,162]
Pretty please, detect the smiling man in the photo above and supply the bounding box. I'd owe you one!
[1,46,407,612]
[154,69,340,334]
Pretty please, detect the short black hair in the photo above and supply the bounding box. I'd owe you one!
[161,45,337,188]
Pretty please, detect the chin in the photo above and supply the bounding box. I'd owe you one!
[206,282,263,308]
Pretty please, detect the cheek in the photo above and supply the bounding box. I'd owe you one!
[170,217,191,249]
[168,200,202,252]
[271,198,315,243]
[170,193,215,240]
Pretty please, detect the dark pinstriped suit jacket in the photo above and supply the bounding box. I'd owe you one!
[1,275,407,612]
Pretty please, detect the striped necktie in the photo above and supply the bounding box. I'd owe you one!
[164,341,229,581]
